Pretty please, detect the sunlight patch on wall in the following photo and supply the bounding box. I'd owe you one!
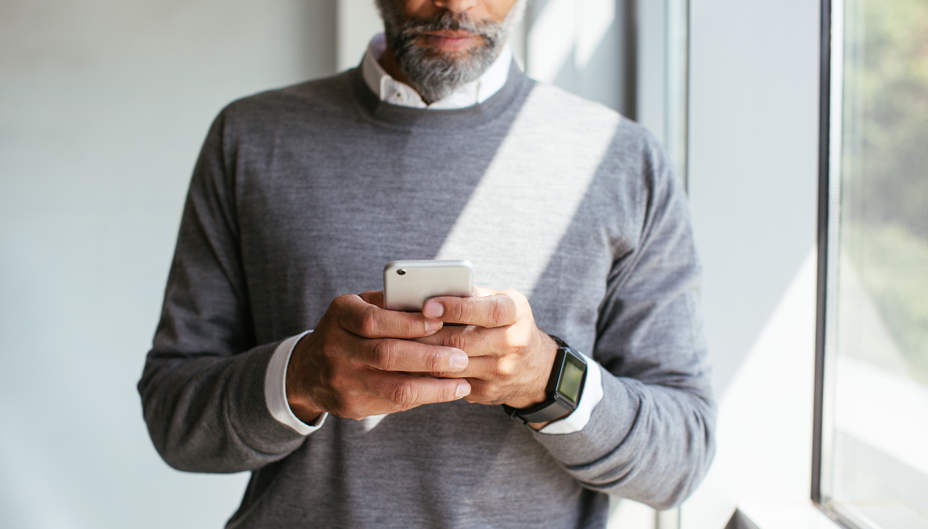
[576,0,616,70]
[681,249,818,528]
[526,0,575,83]
[527,0,617,83]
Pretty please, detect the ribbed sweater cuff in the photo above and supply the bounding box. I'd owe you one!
[530,372,641,466]
[228,341,309,453]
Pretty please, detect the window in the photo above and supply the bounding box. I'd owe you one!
[814,0,928,527]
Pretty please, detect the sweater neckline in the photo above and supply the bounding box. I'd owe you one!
[350,61,532,130]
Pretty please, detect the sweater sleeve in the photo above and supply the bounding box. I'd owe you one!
[138,108,308,473]
[530,139,717,510]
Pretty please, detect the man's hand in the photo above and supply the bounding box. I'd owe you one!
[415,288,559,411]
[286,292,472,423]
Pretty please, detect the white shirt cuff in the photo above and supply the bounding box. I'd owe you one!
[537,352,604,435]
[265,331,328,436]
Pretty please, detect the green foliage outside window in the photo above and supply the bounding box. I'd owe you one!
[840,0,928,384]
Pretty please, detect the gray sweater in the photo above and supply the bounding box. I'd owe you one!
[139,64,716,528]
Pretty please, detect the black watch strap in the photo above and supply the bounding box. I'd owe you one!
[502,335,587,425]
[502,397,575,425]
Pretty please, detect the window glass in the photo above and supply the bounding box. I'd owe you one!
[824,0,928,526]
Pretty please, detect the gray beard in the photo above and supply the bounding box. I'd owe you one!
[374,1,526,104]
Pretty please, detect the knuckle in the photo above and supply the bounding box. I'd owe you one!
[444,301,465,322]
[328,370,352,392]
[391,379,418,407]
[446,332,467,352]
[482,382,501,400]
[357,306,378,336]
[339,399,363,420]
[426,349,446,372]
[439,383,457,402]
[490,298,510,324]
[502,289,527,308]
[502,329,529,351]
[330,295,346,310]
[374,340,399,370]
[495,358,517,379]
[331,294,353,312]
[319,342,341,363]
[501,332,516,350]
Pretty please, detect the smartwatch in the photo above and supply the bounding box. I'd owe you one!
[502,335,588,425]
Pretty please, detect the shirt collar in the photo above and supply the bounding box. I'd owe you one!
[361,32,513,110]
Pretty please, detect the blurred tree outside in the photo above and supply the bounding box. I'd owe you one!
[839,0,928,383]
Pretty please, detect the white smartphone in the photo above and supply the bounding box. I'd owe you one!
[383,260,474,312]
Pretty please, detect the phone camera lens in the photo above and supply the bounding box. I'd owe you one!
[397,269,406,276]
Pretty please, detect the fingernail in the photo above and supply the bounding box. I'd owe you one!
[449,352,468,370]
[455,382,471,399]
[424,318,442,332]
[423,300,443,318]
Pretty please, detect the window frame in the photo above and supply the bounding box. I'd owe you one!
[811,0,928,526]
[811,0,832,509]
[812,0,851,523]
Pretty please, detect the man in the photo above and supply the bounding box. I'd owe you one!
[139,0,716,527]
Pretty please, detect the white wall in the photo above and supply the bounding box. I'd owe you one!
[0,1,337,527]
[526,0,632,115]
[687,0,821,399]
[338,0,385,70]
[682,0,821,525]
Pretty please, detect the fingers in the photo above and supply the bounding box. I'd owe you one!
[359,370,471,410]
[415,324,498,356]
[422,291,521,327]
[416,326,527,381]
[460,378,509,406]
[292,293,478,422]
[347,334,469,373]
[325,372,471,419]
[333,293,442,338]
[427,355,506,380]
[410,312,556,409]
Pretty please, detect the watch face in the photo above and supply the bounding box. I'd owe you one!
[556,353,586,406]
